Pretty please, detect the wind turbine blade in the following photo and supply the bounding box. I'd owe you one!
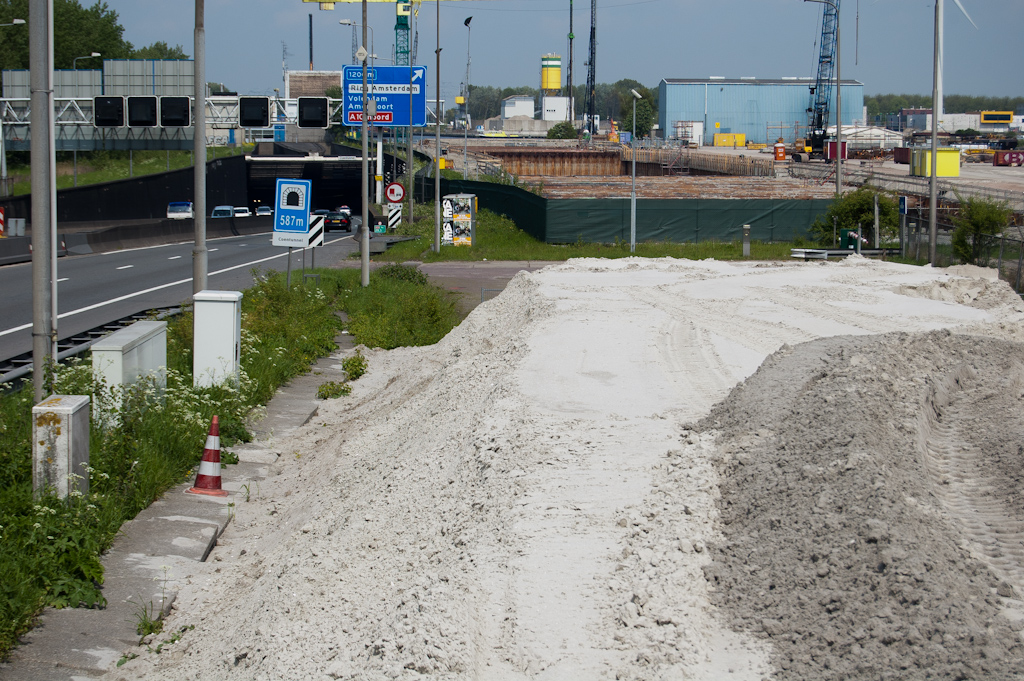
[950,0,979,30]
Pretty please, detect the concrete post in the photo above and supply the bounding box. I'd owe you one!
[742,224,751,257]
[33,395,90,499]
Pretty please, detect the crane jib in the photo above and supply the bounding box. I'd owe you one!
[808,1,839,156]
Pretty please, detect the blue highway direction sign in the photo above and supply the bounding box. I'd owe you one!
[343,65,427,128]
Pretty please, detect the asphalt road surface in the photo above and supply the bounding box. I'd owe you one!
[0,231,359,363]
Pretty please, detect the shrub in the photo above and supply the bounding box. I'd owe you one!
[951,195,1012,266]
[547,121,578,140]
[809,187,899,247]
[342,351,368,381]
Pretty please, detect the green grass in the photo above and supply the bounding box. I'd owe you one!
[0,267,461,660]
[6,146,251,195]
[377,203,798,263]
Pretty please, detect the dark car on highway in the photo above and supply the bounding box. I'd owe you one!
[324,211,351,232]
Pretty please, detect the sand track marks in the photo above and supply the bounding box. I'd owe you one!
[922,362,1024,613]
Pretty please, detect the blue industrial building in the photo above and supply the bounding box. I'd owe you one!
[658,78,864,145]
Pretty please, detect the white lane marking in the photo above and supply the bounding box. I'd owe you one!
[57,278,69,283]
[0,236,349,338]
[168,255,182,260]
[209,248,219,252]
[116,265,134,270]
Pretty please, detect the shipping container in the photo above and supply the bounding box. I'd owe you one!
[994,150,1024,167]
[910,148,960,177]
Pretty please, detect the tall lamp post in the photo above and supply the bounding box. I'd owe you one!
[340,17,378,225]
[434,0,441,253]
[463,16,471,180]
[339,19,374,65]
[72,51,100,69]
[0,19,26,197]
[804,0,841,198]
[344,5,372,286]
[629,88,642,254]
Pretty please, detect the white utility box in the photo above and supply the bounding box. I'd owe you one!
[92,320,168,393]
[32,395,91,498]
[193,290,243,388]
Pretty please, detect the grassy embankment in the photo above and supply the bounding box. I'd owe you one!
[0,266,460,660]
[5,147,250,195]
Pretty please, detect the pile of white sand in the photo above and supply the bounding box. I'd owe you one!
[106,257,1024,680]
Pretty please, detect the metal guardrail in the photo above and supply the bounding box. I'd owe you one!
[0,307,181,388]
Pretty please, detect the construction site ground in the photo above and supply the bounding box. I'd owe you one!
[66,256,1024,681]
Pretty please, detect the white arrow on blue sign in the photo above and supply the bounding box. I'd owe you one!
[343,65,427,128]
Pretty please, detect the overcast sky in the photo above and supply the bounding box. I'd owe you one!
[108,0,1019,102]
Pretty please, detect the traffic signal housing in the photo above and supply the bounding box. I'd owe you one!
[297,97,329,129]
[93,96,125,127]
[238,96,270,128]
[160,96,191,127]
[127,96,158,127]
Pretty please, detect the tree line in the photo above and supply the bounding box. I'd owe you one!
[0,0,188,74]
[866,93,1024,118]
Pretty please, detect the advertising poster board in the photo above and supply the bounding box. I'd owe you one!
[442,194,475,247]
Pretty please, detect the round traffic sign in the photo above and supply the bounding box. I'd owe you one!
[385,182,406,203]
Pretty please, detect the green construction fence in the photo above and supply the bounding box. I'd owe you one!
[413,174,832,244]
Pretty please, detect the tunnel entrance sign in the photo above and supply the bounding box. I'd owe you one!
[273,178,321,247]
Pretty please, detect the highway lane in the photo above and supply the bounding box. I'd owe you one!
[0,231,358,361]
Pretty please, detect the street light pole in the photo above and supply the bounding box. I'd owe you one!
[72,51,100,69]
[630,89,642,254]
[463,16,471,180]
[193,0,207,294]
[361,1,370,286]
[339,18,376,226]
[928,0,941,264]
[29,0,54,401]
[434,0,441,253]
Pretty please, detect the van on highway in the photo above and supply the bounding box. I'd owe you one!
[211,205,233,218]
[167,201,194,219]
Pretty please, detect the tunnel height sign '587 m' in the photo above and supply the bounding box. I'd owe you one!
[342,66,427,127]
[273,178,323,248]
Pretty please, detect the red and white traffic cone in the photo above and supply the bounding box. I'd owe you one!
[187,415,229,497]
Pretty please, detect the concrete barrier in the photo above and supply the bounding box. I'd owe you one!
[0,217,275,267]
[0,236,31,266]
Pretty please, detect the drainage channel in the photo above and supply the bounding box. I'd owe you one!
[0,306,182,388]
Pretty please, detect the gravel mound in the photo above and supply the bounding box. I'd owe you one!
[695,330,1024,679]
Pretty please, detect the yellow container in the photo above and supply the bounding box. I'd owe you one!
[911,148,960,177]
[713,133,746,147]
